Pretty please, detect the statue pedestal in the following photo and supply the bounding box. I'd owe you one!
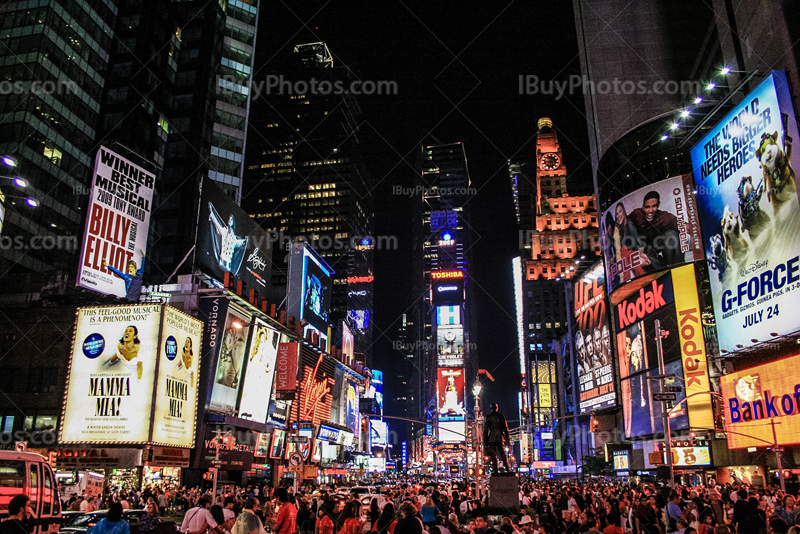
[488,473,519,510]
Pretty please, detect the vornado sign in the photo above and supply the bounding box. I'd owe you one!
[616,279,672,329]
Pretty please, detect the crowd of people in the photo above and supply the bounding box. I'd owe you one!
[25,477,800,534]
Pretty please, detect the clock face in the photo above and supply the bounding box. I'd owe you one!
[444,331,456,342]
[541,153,560,170]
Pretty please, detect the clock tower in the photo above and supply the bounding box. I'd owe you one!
[535,117,567,213]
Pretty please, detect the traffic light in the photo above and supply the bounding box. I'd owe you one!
[468,468,474,475]
[590,416,599,433]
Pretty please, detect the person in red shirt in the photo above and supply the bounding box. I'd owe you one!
[270,489,297,534]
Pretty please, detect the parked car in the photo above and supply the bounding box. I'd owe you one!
[359,494,388,511]
[61,509,148,533]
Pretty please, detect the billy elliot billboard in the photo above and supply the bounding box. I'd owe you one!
[197,177,272,293]
[720,353,800,449]
[613,265,713,437]
[60,304,201,447]
[77,147,155,299]
[690,71,800,352]
[573,263,616,413]
[600,174,703,294]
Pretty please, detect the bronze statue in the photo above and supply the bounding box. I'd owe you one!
[483,403,512,473]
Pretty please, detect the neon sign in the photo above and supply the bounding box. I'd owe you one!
[348,276,374,283]
[300,353,332,423]
[431,271,464,280]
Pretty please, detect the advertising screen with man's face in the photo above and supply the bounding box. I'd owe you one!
[600,174,703,294]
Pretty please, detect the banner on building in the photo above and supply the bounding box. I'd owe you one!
[151,307,202,447]
[720,353,800,448]
[238,319,280,424]
[209,309,250,413]
[77,147,155,299]
[197,177,272,292]
[60,304,202,447]
[690,71,800,352]
[437,368,466,419]
[600,174,702,294]
[573,263,616,413]
[61,304,162,444]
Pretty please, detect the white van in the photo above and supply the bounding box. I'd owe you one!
[0,451,61,534]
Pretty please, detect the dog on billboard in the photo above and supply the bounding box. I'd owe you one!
[708,234,729,281]
[737,176,771,239]
[756,131,795,214]
[721,205,750,265]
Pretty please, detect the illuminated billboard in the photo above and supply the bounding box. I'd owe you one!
[432,278,464,306]
[612,450,629,471]
[61,304,201,447]
[197,177,272,292]
[437,325,464,366]
[600,174,702,294]
[691,71,800,352]
[341,321,354,360]
[436,306,461,325]
[372,370,384,412]
[151,307,202,447]
[437,368,466,419]
[61,304,161,444]
[77,147,155,299]
[716,465,765,486]
[573,263,615,413]
[369,420,388,447]
[437,420,466,443]
[671,446,711,467]
[287,242,334,337]
[238,320,280,424]
[720,353,800,448]
[209,309,250,413]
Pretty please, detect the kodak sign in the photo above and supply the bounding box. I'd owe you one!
[672,264,714,430]
[616,279,670,328]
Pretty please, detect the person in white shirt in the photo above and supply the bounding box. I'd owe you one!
[181,497,219,534]
[80,497,92,512]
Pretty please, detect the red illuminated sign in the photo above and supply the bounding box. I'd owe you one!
[347,276,374,283]
[616,280,667,328]
[431,271,464,280]
[300,353,332,424]
[275,343,298,399]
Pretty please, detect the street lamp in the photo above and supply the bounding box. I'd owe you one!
[211,429,233,504]
[472,379,482,501]
[2,155,18,168]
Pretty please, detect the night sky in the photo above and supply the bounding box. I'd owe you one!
[253,2,593,430]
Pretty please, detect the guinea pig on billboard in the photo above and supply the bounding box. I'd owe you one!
[691,71,800,353]
[600,174,703,294]
[61,304,162,444]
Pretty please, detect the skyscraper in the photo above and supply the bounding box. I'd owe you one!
[410,142,477,459]
[511,119,599,468]
[0,0,118,280]
[243,42,374,364]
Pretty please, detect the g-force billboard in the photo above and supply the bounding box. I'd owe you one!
[691,71,800,352]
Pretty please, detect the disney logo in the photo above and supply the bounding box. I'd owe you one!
[247,248,268,271]
[740,259,768,278]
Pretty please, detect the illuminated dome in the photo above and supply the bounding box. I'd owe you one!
[538,117,553,130]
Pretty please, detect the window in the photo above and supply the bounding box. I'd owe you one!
[2,416,14,433]
[44,147,62,166]
[29,463,39,511]
[0,461,25,488]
